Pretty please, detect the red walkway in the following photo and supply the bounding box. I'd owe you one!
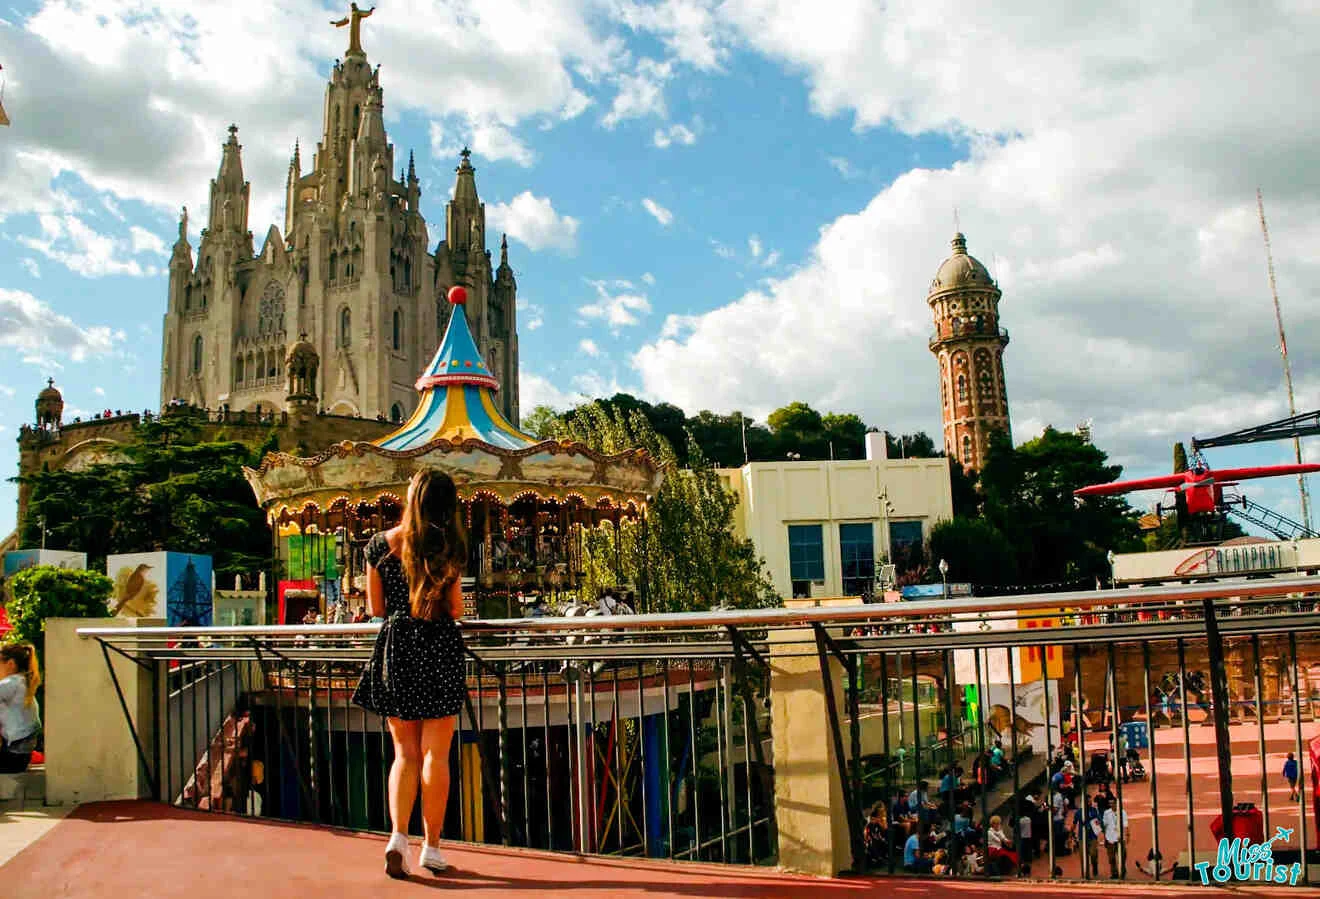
[4,801,1315,898]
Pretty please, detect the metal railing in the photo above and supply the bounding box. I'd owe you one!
[79,576,1320,883]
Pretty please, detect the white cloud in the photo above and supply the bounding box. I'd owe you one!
[748,235,762,258]
[21,259,40,279]
[0,1,626,233]
[603,58,673,128]
[579,338,601,357]
[827,155,859,179]
[580,279,652,330]
[487,192,580,253]
[520,371,586,411]
[129,226,168,256]
[653,121,698,148]
[641,197,673,227]
[764,250,780,267]
[635,1,1320,479]
[18,215,161,278]
[429,118,535,168]
[710,239,735,259]
[641,271,656,285]
[523,302,545,331]
[611,0,727,71]
[0,288,124,367]
[93,386,106,396]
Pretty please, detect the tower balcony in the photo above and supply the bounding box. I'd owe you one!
[929,323,1009,350]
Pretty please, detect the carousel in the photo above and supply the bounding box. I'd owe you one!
[244,286,665,620]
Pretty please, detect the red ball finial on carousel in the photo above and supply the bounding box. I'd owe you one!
[448,285,468,306]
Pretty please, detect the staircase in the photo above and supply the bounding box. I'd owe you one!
[1227,496,1317,541]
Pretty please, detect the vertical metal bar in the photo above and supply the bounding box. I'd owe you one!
[586,665,599,852]
[218,657,227,813]
[498,666,510,846]
[943,649,957,848]
[848,654,862,863]
[191,660,200,809]
[1008,645,1021,870]
[520,666,530,848]
[574,668,589,853]
[977,647,989,854]
[895,651,906,772]
[205,659,214,812]
[911,650,922,798]
[1289,633,1310,885]
[638,659,651,859]
[687,659,701,860]
[1041,643,1056,878]
[614,665,625,854]
[1177,638,1194,873]
[880,651,895,875]
[1142,642,1160,881]
[310,660,322,823]
[661,657,674,861]
[739,659,753,865]
[715,661,729,860]
[1072,643,1087,878]
[324,661,337,826]
[542,666,552,850]
[1201,598,1235,841]
[1253,634,1271,836]
[1109,642,1125,880]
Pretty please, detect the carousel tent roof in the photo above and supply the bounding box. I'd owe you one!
[375,287,539,452]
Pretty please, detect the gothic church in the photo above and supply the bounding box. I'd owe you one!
[159,17,520,425]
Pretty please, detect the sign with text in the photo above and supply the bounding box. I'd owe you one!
[1018,613,1064,682]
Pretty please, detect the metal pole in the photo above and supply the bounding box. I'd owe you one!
[1202,598,1236,840]
[1288,633,1310,885]
[1253,635,1271,836]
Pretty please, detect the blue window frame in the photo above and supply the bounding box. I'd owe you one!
[888,520,925,576]
[839,523,875,596]
[788,524,825,582]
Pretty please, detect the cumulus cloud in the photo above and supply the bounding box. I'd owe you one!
[18,215,161,278]
[641,271,656,285]
[603,58,673,127]
[522,302,546,331]
[653,121,698,148]
[641,197,673,226]
[429,119,536,168]
[579,338,601,357]
[635,0,1320,480]
[748,235,762,258]
[580,279,652,330]
[21,259,40,279]
[520,371,586,411]
[487,192,580,253]
[0,288,124,366]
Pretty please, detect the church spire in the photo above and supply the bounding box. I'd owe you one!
[207,124,251,235]
[217,124,245,191]
[453,147,478,204]
[499,233,509,267]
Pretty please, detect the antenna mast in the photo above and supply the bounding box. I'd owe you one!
[1258,187,1311,531]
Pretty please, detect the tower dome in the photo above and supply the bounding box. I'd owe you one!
[35,378,64,430]
[929,233,995,296]
[285,334,320,406]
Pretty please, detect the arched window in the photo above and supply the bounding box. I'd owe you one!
[328,251,338,283]
[339,307,351,347]
[956,374,968,404]
[258,283,285,336]
[390,403,403,423]
[191,335,203,374]
[962,435,973,464]
[392,309,402,351]
[247,352,255,383]
[256,350,266,383]
[235,356,244,386]
[269,348,280,379]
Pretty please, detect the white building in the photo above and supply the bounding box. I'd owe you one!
[719,432,954,599]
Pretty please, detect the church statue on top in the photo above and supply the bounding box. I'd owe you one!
[159,3,520,427]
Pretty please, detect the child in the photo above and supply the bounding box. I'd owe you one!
[0,643,42,773]
[1284,752,1300,801]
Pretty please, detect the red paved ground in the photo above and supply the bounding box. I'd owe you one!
[4,801,1317,898]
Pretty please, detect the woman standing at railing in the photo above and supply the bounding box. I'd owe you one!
[352,470,467,879]
[0,643,42,773]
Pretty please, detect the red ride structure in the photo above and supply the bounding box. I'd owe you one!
[1074,462,1320,516]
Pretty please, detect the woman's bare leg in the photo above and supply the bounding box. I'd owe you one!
[420,716,458,847]
[387,718,422,835]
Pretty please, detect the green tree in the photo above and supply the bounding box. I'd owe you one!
[885,432,940,459]
[1173,442,1189,474]
[767,401,826,459]
[557,403,779,611]
[980,427,1142,584]
[15,414,275,578]
[821,412,866,459]
[5,566,114,655]
[927,516,1019,586]
[521,404,562,440]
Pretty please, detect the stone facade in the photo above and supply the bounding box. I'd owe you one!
[158,26,519,427]
[928,232,1011,471]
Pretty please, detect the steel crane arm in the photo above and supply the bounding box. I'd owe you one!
[1192,410,1320,450]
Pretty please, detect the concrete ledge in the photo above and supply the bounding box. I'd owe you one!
[0,765,45,807]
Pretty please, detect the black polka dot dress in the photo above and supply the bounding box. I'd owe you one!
[352,532,466,720]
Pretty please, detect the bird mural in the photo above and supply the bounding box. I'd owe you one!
[989,703,1041,740]
[112,563,157,617]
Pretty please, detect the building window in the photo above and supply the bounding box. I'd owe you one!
[962,435,972,464]
[191,335,203,374]
[957,374,968,404]
[390,403,403,423]
[235,356,244,386]
[339,307,351,347]
[788,524,824,597]
[839,523,875,597]
[258,283,285,336]
[392,309,402,351]
[888,520,924,580]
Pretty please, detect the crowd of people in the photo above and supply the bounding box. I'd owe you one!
[864,736,1143,881]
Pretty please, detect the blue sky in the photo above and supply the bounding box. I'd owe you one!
[2,1,1320,540]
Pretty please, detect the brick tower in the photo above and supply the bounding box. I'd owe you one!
[928,232,1011,471]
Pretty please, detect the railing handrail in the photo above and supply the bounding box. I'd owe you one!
[76,574,1320,641]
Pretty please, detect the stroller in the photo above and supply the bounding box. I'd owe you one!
[1087,750,1112,784]
[1123,747,1147,782]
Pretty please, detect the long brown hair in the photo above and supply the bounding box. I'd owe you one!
[0,643,41,708]
[398,470,467,621]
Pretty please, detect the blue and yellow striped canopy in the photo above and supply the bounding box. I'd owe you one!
[374,299,539,452]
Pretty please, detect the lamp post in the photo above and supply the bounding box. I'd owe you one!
[1106,550,1116,589]
[939,557,949,601]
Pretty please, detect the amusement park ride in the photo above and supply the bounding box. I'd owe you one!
[1075,410,1320,543]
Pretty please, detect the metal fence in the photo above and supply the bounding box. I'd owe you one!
[80,576,1320,884]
